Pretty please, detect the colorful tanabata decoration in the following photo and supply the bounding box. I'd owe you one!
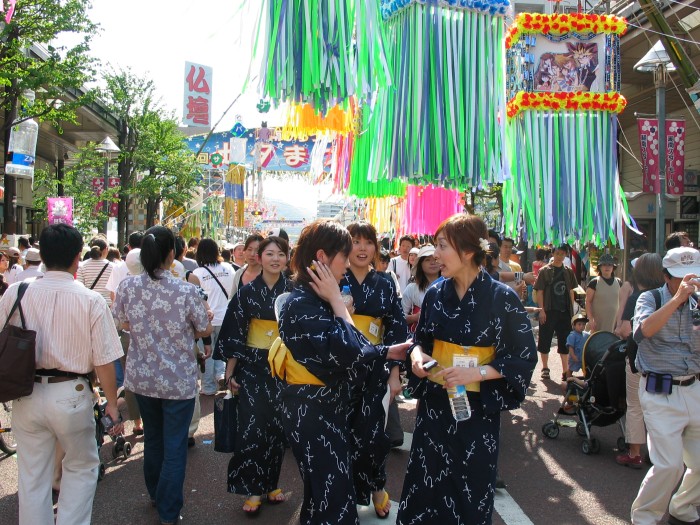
[352,0,508,192]
[503,13,634,246]
[224,165,246,227]
[257,0,390,113]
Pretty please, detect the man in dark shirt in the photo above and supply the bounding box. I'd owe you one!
[533,245,578,381]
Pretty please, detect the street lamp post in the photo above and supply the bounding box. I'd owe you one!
[634,41,676,255]
[95,136,120,237]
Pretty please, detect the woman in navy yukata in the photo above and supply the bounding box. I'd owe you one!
[215,236,291,517]
[398,214,536,525]
[340,221,409,518]
[273,220,410,525]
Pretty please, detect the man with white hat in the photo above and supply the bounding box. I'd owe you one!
[630,247,700,525]
[19,248,44,281]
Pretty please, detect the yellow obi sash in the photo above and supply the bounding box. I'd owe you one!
[351,314,384,345]
[246,319,279,350]
[428,340,496,393]
[268,337,325,386]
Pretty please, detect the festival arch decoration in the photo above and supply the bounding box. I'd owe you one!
[503,13,635,246]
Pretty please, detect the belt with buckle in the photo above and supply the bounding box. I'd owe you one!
[35,369,82,384]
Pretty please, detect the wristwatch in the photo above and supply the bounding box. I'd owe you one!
[479,366,488,381]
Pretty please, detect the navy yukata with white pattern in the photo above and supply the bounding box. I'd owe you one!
[278,284,391,525]
[398,271,536,525]
[340,269,409,506]
[215,274,291,497]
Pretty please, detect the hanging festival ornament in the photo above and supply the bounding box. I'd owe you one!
[256,99,271,113]
[503,13,634,247]
[210,152,224,168]
[357,0,509,189]
[256,0,391,113]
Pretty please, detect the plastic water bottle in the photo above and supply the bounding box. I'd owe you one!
[341,285,354,310]
[447,384,472,421]
[5,90,39,181]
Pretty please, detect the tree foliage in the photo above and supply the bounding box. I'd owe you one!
[100,68,201,240]
[132,110,200,228]
[0,0,99,131]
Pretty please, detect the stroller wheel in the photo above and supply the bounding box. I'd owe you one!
[542,421,560,439]
[576,422,588,437]
[123,442,132,458]
[98,463,106,481]
[617,437,628,452]
[582,438,601,455]
[111,444,122,459]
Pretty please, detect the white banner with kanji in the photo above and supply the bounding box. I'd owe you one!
[183,62,212,128]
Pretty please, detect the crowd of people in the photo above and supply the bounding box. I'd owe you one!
[0,219,698,525]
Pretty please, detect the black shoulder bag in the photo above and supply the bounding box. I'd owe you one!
[90,263,109,290]
[0,282,37,402]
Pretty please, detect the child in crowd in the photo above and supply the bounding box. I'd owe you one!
[559,313,590,414]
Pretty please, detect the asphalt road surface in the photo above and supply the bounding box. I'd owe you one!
[0,356,663,524]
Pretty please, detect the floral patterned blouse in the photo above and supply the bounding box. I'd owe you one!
[113,270,209,400]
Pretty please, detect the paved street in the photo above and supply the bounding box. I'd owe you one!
[0,357,652,524]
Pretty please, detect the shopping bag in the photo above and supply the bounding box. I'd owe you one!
[213,392,238,453]
[0,283,36,403]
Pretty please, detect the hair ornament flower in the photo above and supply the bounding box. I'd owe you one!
[479,238,490,251]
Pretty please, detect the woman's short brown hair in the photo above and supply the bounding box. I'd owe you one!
[434,213,488,268]
[292,220,351,286]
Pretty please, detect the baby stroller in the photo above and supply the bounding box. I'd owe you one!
[542,331,627,455]
[94,394,131,480]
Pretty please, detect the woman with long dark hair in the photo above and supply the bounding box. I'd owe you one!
[216,236,291,517]
[399,214,536,525]
[273,220,409,525]
[112,226,212,525]
[340,221,409,518]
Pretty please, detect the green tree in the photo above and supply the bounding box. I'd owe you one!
[132,110,200,229]
[32,143,120,233]
[100,67,158,247]
[1,0,99,233]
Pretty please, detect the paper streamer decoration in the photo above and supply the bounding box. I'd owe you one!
[258,0,391,113]
[281,103,356,140]
[402,185,464,235]
[637,117,686,195]
[504,111,633,246]
[369,2,507,187]
[224,165,246,227]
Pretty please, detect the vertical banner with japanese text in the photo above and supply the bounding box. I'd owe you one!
[92,177,120,217]
[47,197,73,226]
[183,62,212,127]
[637,117,685,195]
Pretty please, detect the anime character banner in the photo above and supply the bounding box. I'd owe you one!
[502,13,636,248]
[532,38,602,93]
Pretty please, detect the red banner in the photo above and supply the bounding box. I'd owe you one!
[638,118,685,195]
[92,177,120,217]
